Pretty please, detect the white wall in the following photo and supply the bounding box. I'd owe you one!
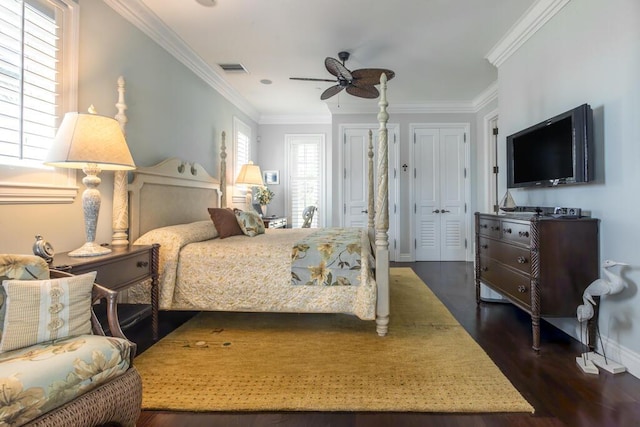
[497,0,640,372]
[0,0,257,254]
[257,123,332,223]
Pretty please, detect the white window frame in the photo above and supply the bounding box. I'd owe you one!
[0,0,79,204]
[284,133,325,228]
[232,116,251,204]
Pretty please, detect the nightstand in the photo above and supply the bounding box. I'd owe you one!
[51,244,160,340]
[263,216,287,229]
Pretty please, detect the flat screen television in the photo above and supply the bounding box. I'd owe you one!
[506,103,593,188]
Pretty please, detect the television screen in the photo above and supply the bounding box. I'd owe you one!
[507,104,592,188]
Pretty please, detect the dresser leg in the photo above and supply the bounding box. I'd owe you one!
[532,314,541,352]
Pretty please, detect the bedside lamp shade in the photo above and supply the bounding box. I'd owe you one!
[45,113,135,170]
[45,112,136,257]
[235,161,264,186]
[236,161,264,210]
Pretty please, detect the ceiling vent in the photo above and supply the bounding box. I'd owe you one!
[218,63,248,73]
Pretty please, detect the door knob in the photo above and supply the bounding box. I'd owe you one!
[361,209,368,213]
[432,209,440,213]
[441,209,450,213]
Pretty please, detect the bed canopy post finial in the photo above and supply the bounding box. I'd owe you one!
[367,129,375,233]
[375,72,390,337]
[112,75,130,247]
[220,131,227,208]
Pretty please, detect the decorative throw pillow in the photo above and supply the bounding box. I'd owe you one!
[236,210,265,237]
[208,207,244,239]
[0,254,50,337]
[0,271,96,353]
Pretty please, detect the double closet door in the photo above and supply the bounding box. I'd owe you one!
[413,125,469,261]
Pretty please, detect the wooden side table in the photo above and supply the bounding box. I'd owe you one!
[52,244,160,340]
[263,216,287,229]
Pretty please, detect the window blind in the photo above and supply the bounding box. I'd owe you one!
[0,0,59,164]
[289,139,320,228]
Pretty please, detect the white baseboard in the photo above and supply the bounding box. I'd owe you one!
[597,335,640,379]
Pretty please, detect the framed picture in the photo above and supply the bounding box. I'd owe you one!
[263,170,279,185]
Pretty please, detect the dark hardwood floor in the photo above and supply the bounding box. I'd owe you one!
[128,262,640,427]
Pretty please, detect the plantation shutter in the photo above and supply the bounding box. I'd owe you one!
[0,0,60,164]
[289,139,320,228]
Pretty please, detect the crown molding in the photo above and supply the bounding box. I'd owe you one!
[485,0,571,67]
[103,0,260,122]
[259,114,332,125]
[472,81,498,112]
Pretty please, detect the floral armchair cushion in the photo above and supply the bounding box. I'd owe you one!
[0,334,133,426]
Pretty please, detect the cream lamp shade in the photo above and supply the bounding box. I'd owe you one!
[235,161,264,186]
[235,161,264,210]
[45,112,135,170]
[45,112,136,257]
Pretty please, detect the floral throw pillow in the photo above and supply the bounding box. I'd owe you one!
[236,210,265,237]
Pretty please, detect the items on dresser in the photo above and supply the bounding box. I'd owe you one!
[52,244,160,340]
[474,213,599,351]
[263,216,287,229]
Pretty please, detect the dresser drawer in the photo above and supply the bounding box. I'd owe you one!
[67,251,152,290]
[479,257,531,309]
[481,239,530,274]
[500,221,531,246]
[477,217,501,238]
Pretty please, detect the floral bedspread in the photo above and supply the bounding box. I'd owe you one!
[291,228,370,286]
[130,222,376,320]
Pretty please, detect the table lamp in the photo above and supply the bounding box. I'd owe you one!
[235,161,264,209]
[45,112,136,257]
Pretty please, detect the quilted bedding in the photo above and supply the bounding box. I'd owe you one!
[132,221,376,320]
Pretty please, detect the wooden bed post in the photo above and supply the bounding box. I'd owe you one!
[220,131,227,208]
[375,73,390,336]
[112,76,130,247]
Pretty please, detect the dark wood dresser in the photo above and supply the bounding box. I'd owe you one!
[474,212,599,351]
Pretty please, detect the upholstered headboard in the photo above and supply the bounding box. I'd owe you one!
[128,157,221,241]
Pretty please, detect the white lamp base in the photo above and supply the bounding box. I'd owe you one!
[68,241,112,257]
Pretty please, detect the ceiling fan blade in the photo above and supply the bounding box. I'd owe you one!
[346,84,379,99]
[290,77,337,82]
[325,57,353,81]
[351,68,395,85]
[320,85,345,100]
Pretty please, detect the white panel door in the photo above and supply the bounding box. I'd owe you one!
[343,128,369,228]
[414,126,467,261]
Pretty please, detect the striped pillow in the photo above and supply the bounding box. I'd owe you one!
[0,271,96,353]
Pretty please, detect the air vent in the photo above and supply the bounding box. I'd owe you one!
[218,63,248,73]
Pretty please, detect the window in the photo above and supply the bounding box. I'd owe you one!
[232,116,251,203]
[285,134,324,228]
[0,0,79,204]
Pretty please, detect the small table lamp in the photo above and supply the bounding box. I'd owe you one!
[45,112,136,257]
[235,161,264,209]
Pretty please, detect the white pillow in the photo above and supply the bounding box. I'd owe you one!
[0,271,96,353]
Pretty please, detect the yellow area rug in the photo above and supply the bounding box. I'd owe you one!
[135,267,534,413]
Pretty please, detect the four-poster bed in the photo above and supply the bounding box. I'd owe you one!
[118,74,391,336]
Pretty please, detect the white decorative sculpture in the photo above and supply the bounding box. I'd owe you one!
[576,260,628,375]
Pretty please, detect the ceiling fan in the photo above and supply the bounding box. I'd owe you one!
[290,51,395,100]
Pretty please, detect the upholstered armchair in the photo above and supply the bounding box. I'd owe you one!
[0,254,142,427]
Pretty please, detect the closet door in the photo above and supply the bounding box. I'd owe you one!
[413,125,468,261]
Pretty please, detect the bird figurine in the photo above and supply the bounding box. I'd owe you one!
[576,260,628,322]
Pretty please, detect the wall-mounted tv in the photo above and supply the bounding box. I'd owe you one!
[506,103,593,188]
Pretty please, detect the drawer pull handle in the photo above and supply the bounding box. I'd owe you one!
[480,224,488,228]
[481,266,488,272]
[517,285,527,293]
[491,226,500,231]
[481,244,488,249]
[503,228,512,234]
[519,231,530,238]
[137,261,149,268]
[517,256,527,264]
